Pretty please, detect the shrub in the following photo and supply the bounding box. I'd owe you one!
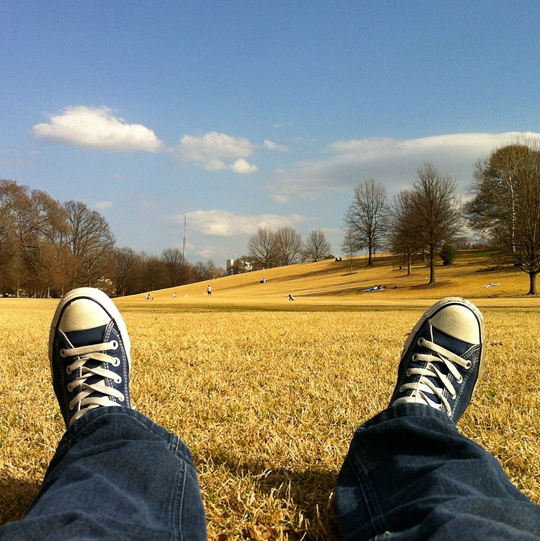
[440,243,457,265]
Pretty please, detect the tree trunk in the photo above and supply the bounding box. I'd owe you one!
[407,253,412,276]
[429,247,436,285]
[527,271,538,295]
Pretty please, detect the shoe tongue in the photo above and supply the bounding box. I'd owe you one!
[431,327,471,357]
[65,324,108,348]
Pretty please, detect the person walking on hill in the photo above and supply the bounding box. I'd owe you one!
[2,291,540,540]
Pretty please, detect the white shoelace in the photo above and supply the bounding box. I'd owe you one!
[60,340,125,426]
[393,337,472,415]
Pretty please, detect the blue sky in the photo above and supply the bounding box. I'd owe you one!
[2,1,540,267]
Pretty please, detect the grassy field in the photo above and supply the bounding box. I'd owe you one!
[1,253,540,539]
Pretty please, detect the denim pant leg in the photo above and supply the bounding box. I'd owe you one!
[0,408,207,541]
[336,403,540,541]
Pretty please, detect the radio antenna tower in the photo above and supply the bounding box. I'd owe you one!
[182,214,187,261]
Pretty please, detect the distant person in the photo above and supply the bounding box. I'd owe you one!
[145,293,151,300]
[288,294,295,301]
[207,285,212,296]
[173,292,177,298]
[3,292,540,540]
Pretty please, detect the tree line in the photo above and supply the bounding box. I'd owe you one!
[5,141,539,297]
[0,180,224,297]
[341,141,540,295]
[239,227,333,273]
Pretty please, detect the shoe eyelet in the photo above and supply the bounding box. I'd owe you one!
[66,366,72,375]
[464,361,472,369]
[412,354,418,362]
[112,358,120,367]
[399,385,405,392]
[111,340,118,350]
[119,395,125,403]
[67,383,74,392]
[60,349,67,358]
[457,376,463,384]
[114,376,122,384]
[406,369,412,376]
[417,337,425,346]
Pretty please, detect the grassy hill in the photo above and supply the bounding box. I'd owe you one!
[119,251,537,311]
[2,250,540,539]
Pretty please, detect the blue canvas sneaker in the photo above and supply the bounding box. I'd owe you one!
[49,287,132,428]
[390,297,484,423]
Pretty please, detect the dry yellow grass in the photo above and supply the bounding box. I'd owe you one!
[1,254,540,539]
[133,252,540,311]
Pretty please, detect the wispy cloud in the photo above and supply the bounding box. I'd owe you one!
[32,106,165,152]
[165,210,311,237]
[264,139,290,152]
[94,201,113,209]
[268,132,540,202]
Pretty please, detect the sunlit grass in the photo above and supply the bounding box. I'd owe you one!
[1,254,540,539]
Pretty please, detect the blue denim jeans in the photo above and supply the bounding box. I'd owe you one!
[4,404,540,540]
[0,407,207,541]
[336,403,540,540]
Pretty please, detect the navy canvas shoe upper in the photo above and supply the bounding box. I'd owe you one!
[390,297,484,423]
[49,288,132,428]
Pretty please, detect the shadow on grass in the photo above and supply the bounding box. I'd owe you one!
[202,454,340,540]
[0,474,40,526]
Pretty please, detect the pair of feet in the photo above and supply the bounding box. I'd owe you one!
[50,289,483,428]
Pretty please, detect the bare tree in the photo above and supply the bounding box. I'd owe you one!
[162,248,192,287]
[465,144,527,254]
[344,179,388,266]
[141,254,170,292]
[408,163,462,285]
[304,229,332,261]
[0,181,70,296]
[275,226,304,266]
[466,142,540,294]
[388,190,422,275]
[64,201,116,287]
[248,227,278,269]
[341,227,357,274]
[193,260,224,281]
[114,247,143,296]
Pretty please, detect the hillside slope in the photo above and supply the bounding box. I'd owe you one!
[119,253,538,310]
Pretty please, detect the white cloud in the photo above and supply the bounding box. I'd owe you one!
[178,131,253,160]
[204,159,228,171]
[176,131,259,173]
[269,132,540,202]
[195,245,228,259]
[94,201,113,209]
[231,158,259,174]
[264,139,290,152]
[166,210,310,237]
[32,106,165,152]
